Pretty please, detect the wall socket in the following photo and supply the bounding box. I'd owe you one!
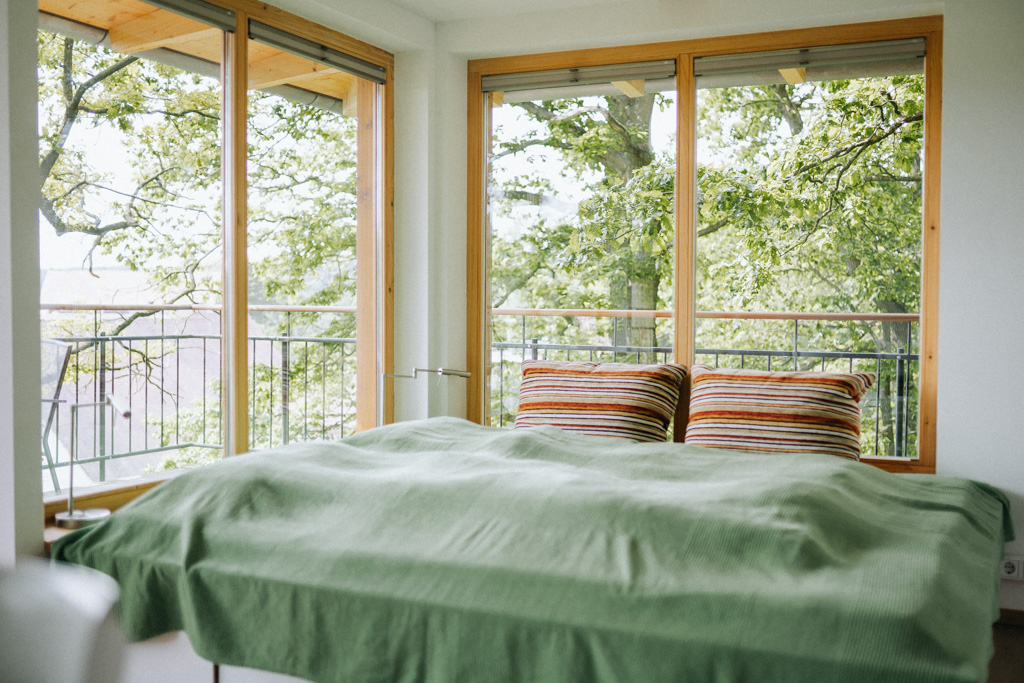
[1002,557,1023,581]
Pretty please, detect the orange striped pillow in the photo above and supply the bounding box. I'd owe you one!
[514,360,688,442]
[684,365,875,460]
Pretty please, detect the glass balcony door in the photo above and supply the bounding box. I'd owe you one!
[483,63,679,427]
[38,0,227,490]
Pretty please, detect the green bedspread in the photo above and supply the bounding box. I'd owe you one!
[52,417,1013,683]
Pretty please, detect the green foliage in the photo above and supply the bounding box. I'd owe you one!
[38,31,363,473]
[489,74,925,456]
[696,79,924,316]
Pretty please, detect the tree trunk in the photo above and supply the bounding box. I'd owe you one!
[877,299,911,456]
[602,93,662,358]
[629,264,660,363]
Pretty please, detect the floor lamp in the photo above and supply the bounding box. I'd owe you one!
[55,395,132,529]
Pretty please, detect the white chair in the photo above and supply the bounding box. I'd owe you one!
[0,559,124,683]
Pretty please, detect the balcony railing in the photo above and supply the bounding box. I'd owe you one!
[40,303,356,494]
[41,304,920,494]
[491,308,920,459]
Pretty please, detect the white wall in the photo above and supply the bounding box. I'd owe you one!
[936,0,1024,607]
[0,0,43,565]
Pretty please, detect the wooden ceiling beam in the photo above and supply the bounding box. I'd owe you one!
[108,9,219,54]
[39,0,147,29]
[778,67,808,84]
[247,52,337,89]
[611,79,646,97]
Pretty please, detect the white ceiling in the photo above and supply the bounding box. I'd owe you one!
[386,0,617,23]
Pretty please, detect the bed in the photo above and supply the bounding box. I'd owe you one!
[52,416,1012,682]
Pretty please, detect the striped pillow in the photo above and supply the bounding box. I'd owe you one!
[514,360,688,442]
[684,365,875,460]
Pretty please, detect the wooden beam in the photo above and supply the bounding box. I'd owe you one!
[489,91,504,108]
[214,0,393,72]
[674,53,696,443]
[342,80,358,118]
[247,51,336,90]
[778,67,807,84]
[289,72,358,109]
[222,15,249,456]
[381,64,395,425]
[38,0,149,31]
[916,26,943,474]
[109,9,219,54]
[355,78,379,432]
[466,71,487,425]
[612,79,645,97]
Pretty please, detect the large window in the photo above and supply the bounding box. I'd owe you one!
[38,0,392,500]
[482,62,678,427]
[468,18,941,471]
[694,39,927,458]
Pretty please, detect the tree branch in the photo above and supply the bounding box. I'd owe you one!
[698,216,730,238]
[492,137,572,160]
[492,262,546,308]
[516,101,557,120]
[785,112,922,180]
[69,286,198,357]
[39,193,135,238]
[40,41,139,184]
[80,106,219,121]
[864,174,921,183]
[771,85,804,136]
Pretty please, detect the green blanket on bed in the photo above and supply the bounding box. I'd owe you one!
[52,417,1012,683]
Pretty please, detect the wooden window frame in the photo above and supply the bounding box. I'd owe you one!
[41,0,395,518]
[466,16,942,474]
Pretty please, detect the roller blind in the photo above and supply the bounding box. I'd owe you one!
[694,38,925,89]
[249,20,387,85]
[481,60,677,101]
[144,0,235,33]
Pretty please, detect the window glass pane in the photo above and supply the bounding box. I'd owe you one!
[487,74,678,427]
[38,3,225,494]
[695,41,924,458]
[245,33,375,448]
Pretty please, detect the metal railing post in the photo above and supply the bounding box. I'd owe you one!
[530,337,539,361]
[895,346,906,459]
[792,319,799,370]
[282,319,290,446]
[98,331,107,482]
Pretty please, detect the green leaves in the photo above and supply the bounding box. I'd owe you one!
[695,76,924,317]
[38,33,361,320]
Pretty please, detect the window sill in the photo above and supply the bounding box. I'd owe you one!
[43,469,184,523]
[860,457,935,474]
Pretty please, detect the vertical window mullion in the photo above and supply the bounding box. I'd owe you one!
[222,14,249,456]
[355,77,380,432]
[673,52,697,442]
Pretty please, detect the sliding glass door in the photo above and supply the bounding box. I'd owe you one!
[38,0,228,490]
[244,22,385,449]
[37,0,392,496]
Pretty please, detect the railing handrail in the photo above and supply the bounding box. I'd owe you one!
[41,303,357,314]
[492,340,919,361]
[54,333,356,344]
[493,308,920,322]
[42,303,919,323]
